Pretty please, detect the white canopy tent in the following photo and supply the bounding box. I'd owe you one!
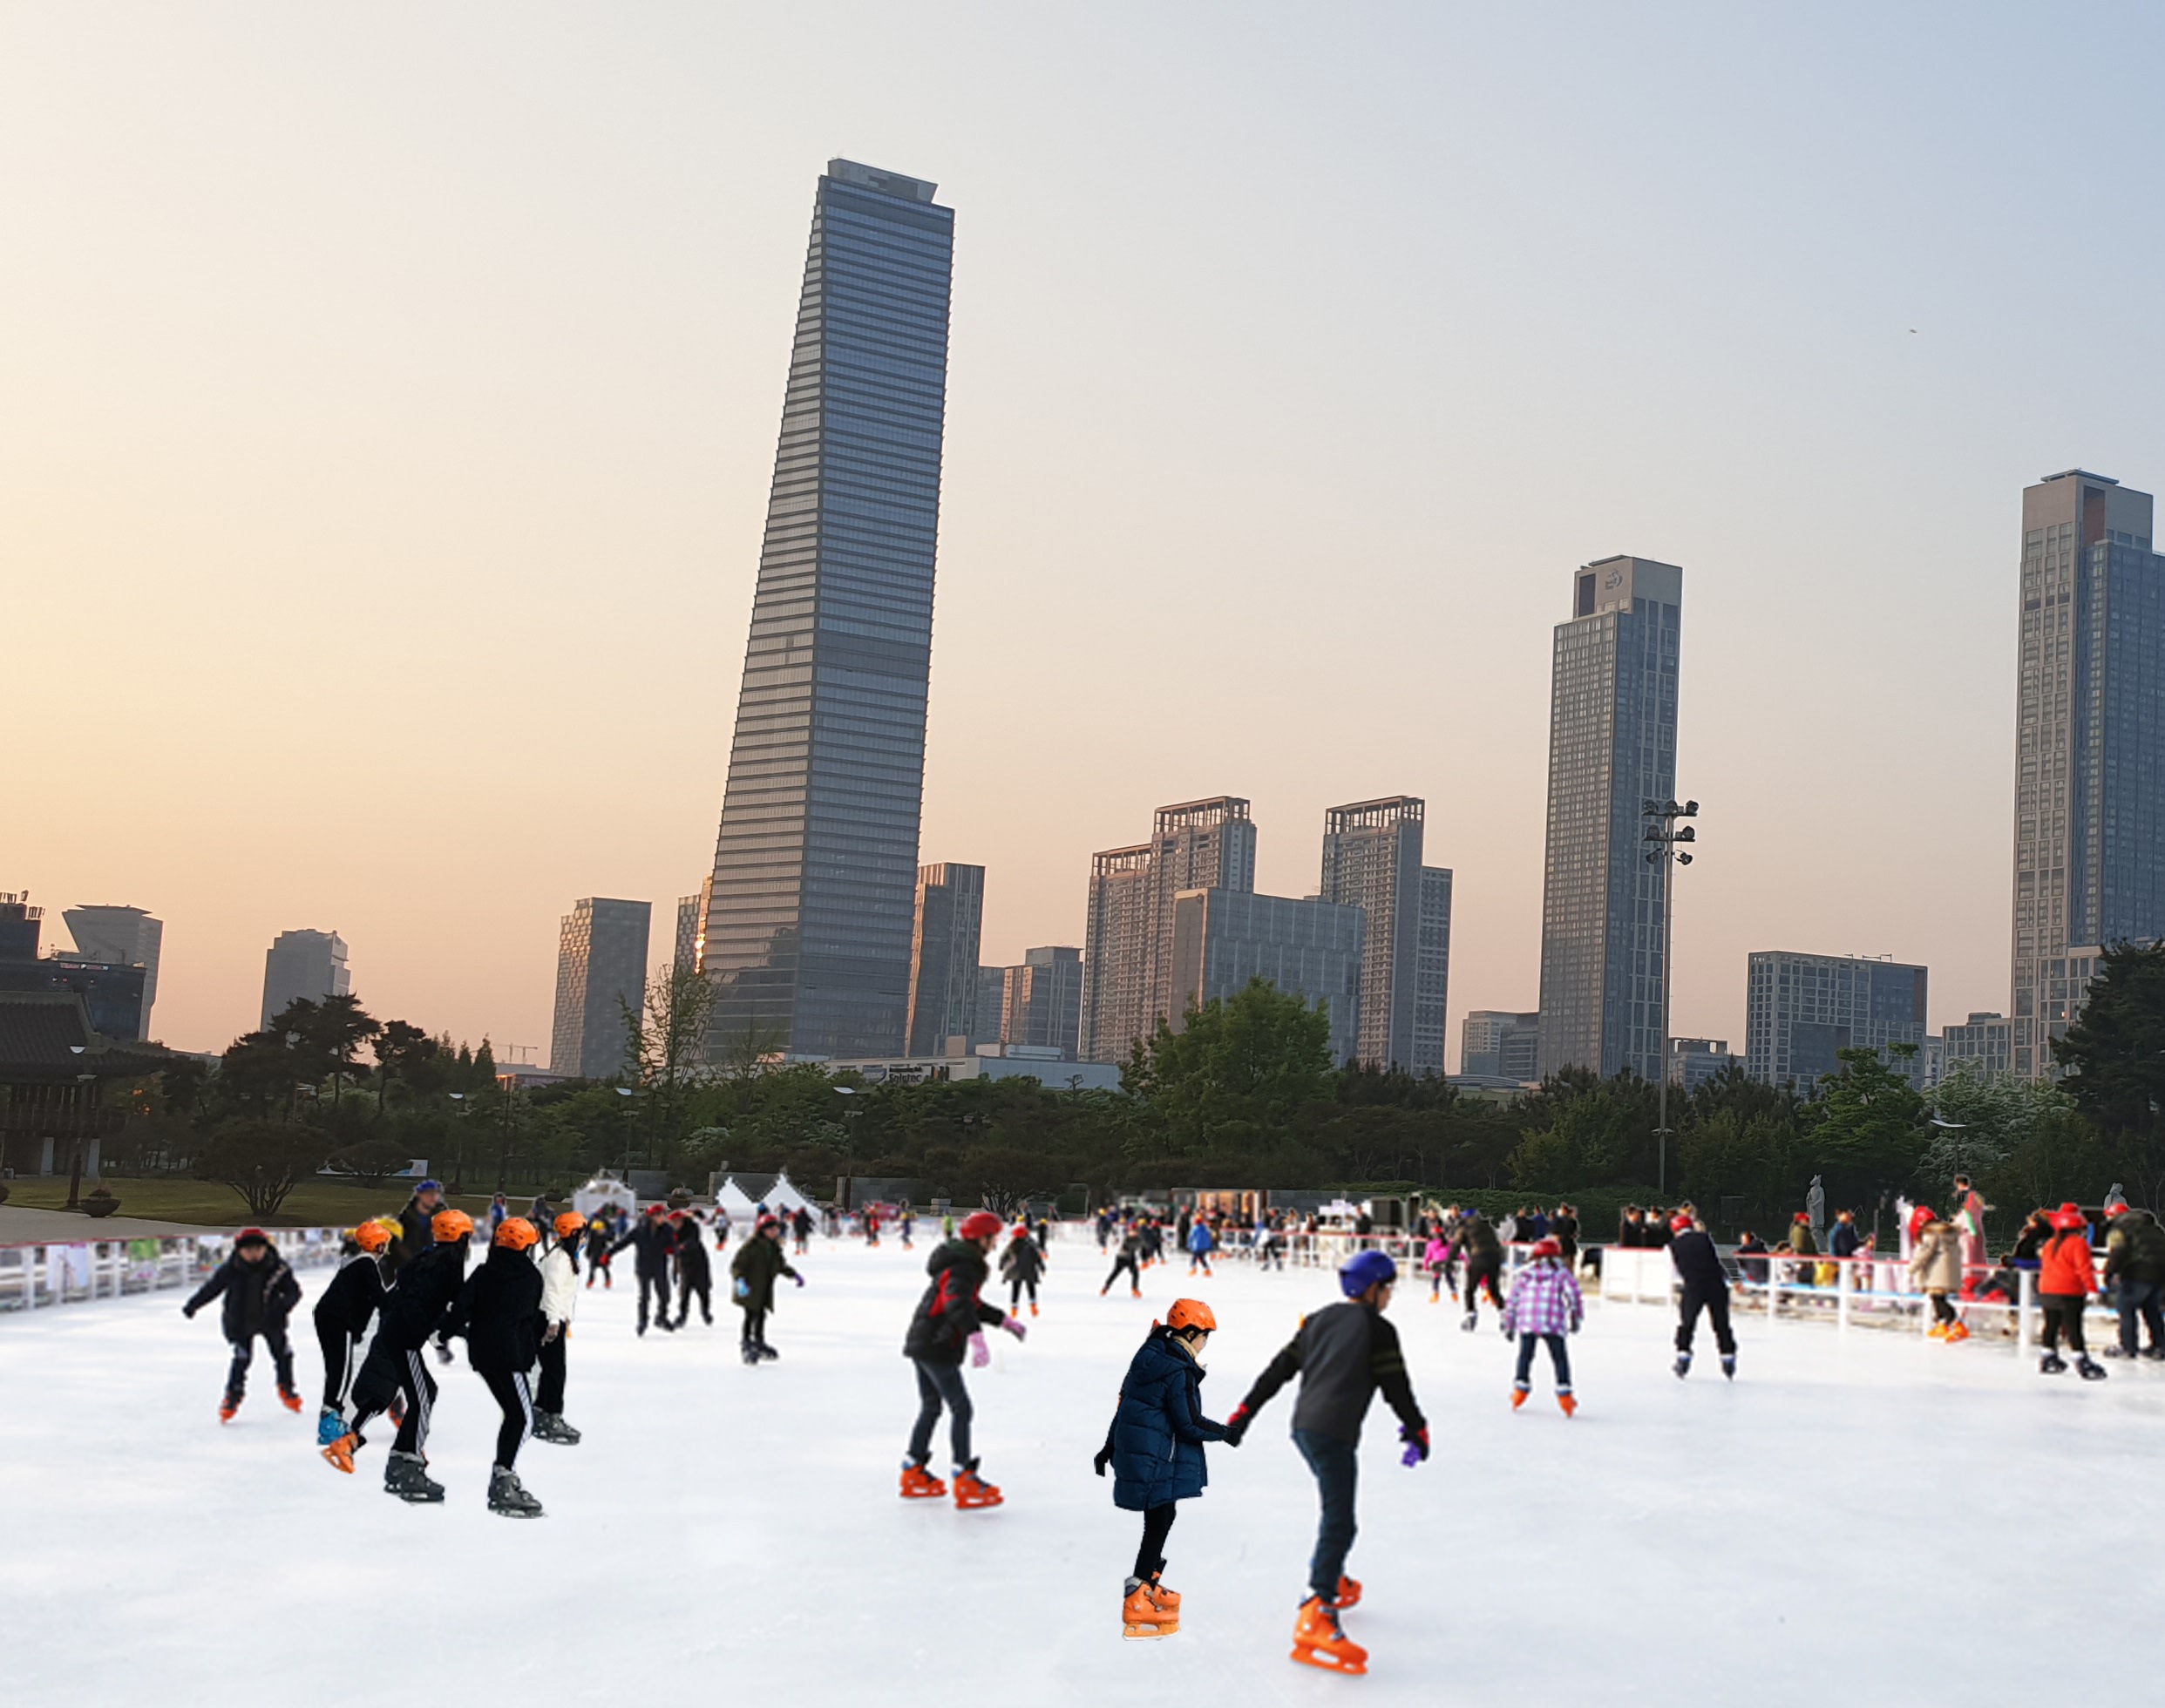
[573,1175,637,1222]
[762,1170,811,1217]
[714,1177,758,1223]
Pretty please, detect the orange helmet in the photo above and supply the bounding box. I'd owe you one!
[431,1208,476,1244]
[493,1216,539,1251]
[1164,1298,1218,1334]
[351,1219,395,1254]
[553,1210,587,1241]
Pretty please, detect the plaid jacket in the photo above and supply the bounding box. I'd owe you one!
[1502,1260,1583,1338]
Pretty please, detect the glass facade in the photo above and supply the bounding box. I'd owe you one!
[1744,952,1928,1090]
[261,929,350,1030]
[1319,796,1428,1071]
[1537,558,1682,1081]
[1414,865,1452,1077]
[1166,888,1365,1068]
[704,161,954,1060]
[904,863,985,1055]
[550,898,652,1079]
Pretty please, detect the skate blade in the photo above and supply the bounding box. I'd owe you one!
[388,1489,445,1504]
[1123,1621,1177,1640]
[488,1505,545,1518]
[954,1495,1003,1509]
[1291,1644,1366,1675]
[899,1488,945,1500]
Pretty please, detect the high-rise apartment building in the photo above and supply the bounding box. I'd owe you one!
[1942,1011,2014,1080]
[1415,867,1452,1077]
[1668,1037,1733,1092]
[1081,798,1258,1063]
[2011,470,2165,1077]
[1461,1010,1540,1080]
[1166,889,1365,1068]
[59,905,163,1040]
[905,864,986,1055]
[702,160,954,1061]
[1744,952,1928,1090]
[973,966,1007,1048]
[261,929,350,1028]
[1537,556,1682,1081]
[1000,946,1083,1057]
[1319,797,1430,1071]
[550,898,652,1080]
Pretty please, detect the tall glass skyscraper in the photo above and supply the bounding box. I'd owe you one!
[704,161,954,1060]
[2011,470,2165,1076]
[1537,556,1682,1081]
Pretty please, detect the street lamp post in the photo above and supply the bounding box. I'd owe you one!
[1642,797,1700,1199]
[834,1086,859,1210]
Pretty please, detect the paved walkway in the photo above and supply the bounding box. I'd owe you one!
[0,1204,215,1243]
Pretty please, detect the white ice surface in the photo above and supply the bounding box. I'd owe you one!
[5,1235,2162,1705]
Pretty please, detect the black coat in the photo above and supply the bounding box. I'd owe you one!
[376,1240,470,1351]
[1236,1299,1423,1447]
[675,1227,712,1284]
[187,1250,300,1341]
[999,1236,1045,1284]
[610,1219,675,1277]
[1670,1229,1727,1290]
[449,1244,544,1374]
[313,1250,389,1338]
[394,1197,439,1269]
[902,1239,1003,1366]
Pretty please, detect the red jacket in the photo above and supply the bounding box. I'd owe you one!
[2039,1230,2095,1298]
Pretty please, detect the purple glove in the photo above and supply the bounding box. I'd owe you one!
[1400,1424,1429,1467]
[794,1274,805,1288]
[968,1332,990,1368]
[1001,1313,1028,1341]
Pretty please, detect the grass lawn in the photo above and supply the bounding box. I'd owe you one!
[0,1176,507,1228]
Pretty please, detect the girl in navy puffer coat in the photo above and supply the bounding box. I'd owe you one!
[1093,1302,1231,1637]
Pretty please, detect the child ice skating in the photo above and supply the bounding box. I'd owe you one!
[1094,1298,1232,1639]
[899,1209,1025,1508]
[2038,1203,2105,1379]
[533,1211,585,1444]
[1223,1250,1428,1676]
[312,1218,396,1442]
[183,1228,303,1422]
[1502,1236,1583,1413]
[1670,1210,1737,1379]
[582,1214,614,1289]
[1908,1211,1967,1342]
[1452,1210,1504,1331]
[999,1222,1046,1316]
[673,1210,714,1327]
[1101,1224,1143,1298]
[730,1213,802,1364]
[1185,1217,1215,1276]
[445,1216,548,1515]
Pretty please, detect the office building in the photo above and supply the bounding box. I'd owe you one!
[674,882,710,976]
[0,896,150,1041]
[1319,797,1441,1072]
[1668,1037,1733,1093]
[1537,556,1683,1080]
[1462,1010,1540,1081]
[549,899,652,1080]
[1745,952,1929,1090]
[973,966,1007,1048]
[905,864,986,1055]
[1942,1012,2015,1080]
[261,929,350,1029]
[2011,470,2165,1077]
[1081,797,1258,1062]
[58,905,163,1040]
[1000,946,1083,1057]
[702,160,954,1061]
[1166,888,1364,1068]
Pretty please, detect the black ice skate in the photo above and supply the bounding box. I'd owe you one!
[384,1451,445,1504]
[1461,1312,1477,1332]
[1673,1352,1692,1379]
[755,1341,780,1361]
[532,1410,582,1446]
[2039,1352,2068,1374]
[2077,1356,2108,1381]
[1720,1353,1736,1379]
[741,1343,762,1366]
[487,1465,544,1518]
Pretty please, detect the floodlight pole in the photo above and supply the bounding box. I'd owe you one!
[1642,797,1700,1199]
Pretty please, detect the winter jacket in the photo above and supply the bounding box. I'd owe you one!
[1099,1325,1226,1511]
[1829,1222,1863,1259]
[313,1250,389,1339]
[449,1244,544,1374]
[675,1227,712,1286]
[186,1250,301,1341]
[998,1236,1045,1284]
[1551,1213,1580,1260]
[1422,1237,1449,1271]
[1236,1300,1424,1446]
[1186,1222,1215,1255]
[1503,1259,1584,1338]
[539,1243,578,1328]
[2039,1229,2096,1298]
[1669,1229,1727,1291]
[901,1239,1004,1366]
[395,1197,438,1266]
[374,1239,470,1352]
[1617,1216,1646,1249]
[1643,1217,1673,1250]
[1452,1217,1502,1265]
[1788,1223,1819,1257]
[1908,1222,1964,1294]
[608,1218,677,1277]
[2104,1210,2165,1284]
[730,1232,798,1314]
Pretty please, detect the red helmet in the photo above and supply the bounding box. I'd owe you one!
[1530,1237,1562,1259]
[646,1203,667,1218]
[957,1210,1004,1242]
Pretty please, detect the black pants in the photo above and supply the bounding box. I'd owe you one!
[1292,1428,1358,1602]
[2041,1297,2089,1353]
[350,1341,435,1455]
[906,1357,974,1469]
[1676,1283,1736,1355]
[1009,1276,1037,1308]
[1463,1260,1502,1312]
[1103,1255,1139,1292]
[679,1273,712,1325]
[1930,1292,1958,1326]
[316,1318,363,1414]
[2116,1278,2164,1353]
[636,1268,670,1331]
[225,1326,295,1398]
[1514,1332,1572,1392]
[1135,1501,1178,1582]
[1188,1250,1212,1274]
[739,1305,768,1348]
[536,1331,567,1413]
[478,1367,533,1469]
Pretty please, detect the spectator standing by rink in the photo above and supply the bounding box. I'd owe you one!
[1222,1250,1426,1678]
[2037,1203,2106,1380]
[899,1210,1026,1508]
[1829,1207,1863,1259]
[1909,1211,1966,1342]
[2102,1203,2165,1359]
[1095,1298,1232,1640]
[1617,1206,1646,1248]
[1951,1174,1990,1271]
[1670,1210,1737,1379]
[1503,1236,1582,1413]
[1551,1203,1580,1269]
[184,1228,303,1422]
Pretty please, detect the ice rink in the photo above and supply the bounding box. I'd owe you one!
[6,1231,2162,1705]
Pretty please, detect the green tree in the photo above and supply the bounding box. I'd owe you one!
[621,963,716,1171]
[1808,1046,1926,1210]
[1126,979,1335,1157]
[2054,940,2165,1209]
[193,1119,333,1219]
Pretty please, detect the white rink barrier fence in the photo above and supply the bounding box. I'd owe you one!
[0,1226,353,1313]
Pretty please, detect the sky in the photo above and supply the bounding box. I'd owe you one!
[9,4,2165,1061]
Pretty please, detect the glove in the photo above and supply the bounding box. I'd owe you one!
[434,1339,454,1366]
[733,1277,750,1299]
[1222,1404,1250,1447]
[1093,1445,1111,1477]
[1399,1424,1429,1467]
[968,1332,990,1368]
[1001,1313,1028,1340]
[543,1322,560,1344]
[793,1274,804,1288]
[181,1303,196,1318]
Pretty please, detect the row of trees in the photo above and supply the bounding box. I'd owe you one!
[121,945,2165,1226]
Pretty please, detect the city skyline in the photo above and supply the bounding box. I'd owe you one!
[12,13,2165,1060]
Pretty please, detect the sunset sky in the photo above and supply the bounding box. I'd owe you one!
[10,5,2165,1061]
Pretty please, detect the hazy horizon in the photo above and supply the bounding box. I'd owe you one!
[10,5,2165,1061]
